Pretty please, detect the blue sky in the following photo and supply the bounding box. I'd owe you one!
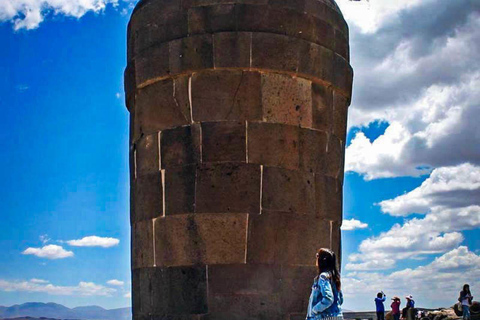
[1,0,479,312]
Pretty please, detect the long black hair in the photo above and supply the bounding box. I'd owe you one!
[316,248,341,291]
[463,284,471,296]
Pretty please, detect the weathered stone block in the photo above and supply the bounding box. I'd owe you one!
[187,7,207,35]
[132,268,155,315]
[134,79,190,138]
[251,33,300,73]
[268,0,306,12]
[155,213,248,266]
[133,172,163,223]
[234,5,269,32]
[315,174,342,221]
[312,83,333,132]
[132,220,154,269]
[164,165,196,215]
[201,121,246,163]
[246,213,277,264]
[299,43,334,84]
[261,7,299,37]
[132,266,208,316]
[191,70,262,122]
[135,43,170,86]
[325,134,343,178]
[208,264,281,296]
[299,128,327,174]
[213,32,251,68]
[124,64,136,110]
[335,29,349,61]
[131,0,183,36]
[280,266,316,313]
[331,220,342,265]
[169,35,213,74]
[207,294,282,320]
[332,90,349,143]
[333,53,353,97]
[290,313,308,320]
[247,212,330,265]
[134,11,188,55]
[136,315,202,320]
[312,18,335,50]
[182,0,268,8]
[173,75,192,122]
[261,73,313,128]
[290,11,317,43]
[160,124,201,168]
[247,122,299,170]
[235,5,337,52]
[280,214,330,265]
[166,267,209,314]
[304,0,348,36]
[195,163,260,214]
[262,167,315,215]
[136,133,160,177]
[188,5,236,35]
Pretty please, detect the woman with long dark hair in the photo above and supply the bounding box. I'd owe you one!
[306,248,343,320]
[459,284,473,320]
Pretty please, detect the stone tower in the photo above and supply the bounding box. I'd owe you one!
[124,0,352,319]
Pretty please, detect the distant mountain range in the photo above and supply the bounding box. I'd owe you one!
[0,302,131,320]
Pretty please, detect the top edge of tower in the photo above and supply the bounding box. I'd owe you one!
[131,0,343,17]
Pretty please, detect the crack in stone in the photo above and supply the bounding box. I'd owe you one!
[226,71,245,119]
[173,78,190,123]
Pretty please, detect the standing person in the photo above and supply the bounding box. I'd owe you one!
[391,297,401,320]
[402,295,415,320]
[405,295,415,309]
[459,284,473,320]
[375,292,387,320]
[306,248,343,320]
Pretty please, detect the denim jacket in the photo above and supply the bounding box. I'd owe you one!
[306,272,343,320]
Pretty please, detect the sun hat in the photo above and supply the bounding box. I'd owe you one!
[406,295,413,299]
[392,296,400,300]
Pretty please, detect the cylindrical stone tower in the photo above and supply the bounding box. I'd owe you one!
[125,0,352,319]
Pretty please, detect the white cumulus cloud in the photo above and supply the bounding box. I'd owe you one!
[337,0,428,33]
[0,0,120,30]
[380,163,480,216]
[67,236,119,248]
[30,278,49,284]
[106,279,124,286]
[341,218,369,231]
[343,246,480,310]
[346,164,480,271]
[340,0,480,180]
[22,245,74,259]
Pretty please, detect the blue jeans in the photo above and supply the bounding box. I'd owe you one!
[393,314,400,320]
[463,305,470,320]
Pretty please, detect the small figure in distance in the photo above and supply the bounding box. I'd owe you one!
[391,296,401,320]
[375,291,387,320]
[306,248,343,320]
[401,295,415,320]
[459,284,473,320]
[405,295,415,310]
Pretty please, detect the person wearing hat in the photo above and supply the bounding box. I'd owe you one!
[405,295,415,309]
[391,296,401,320]
[401,295,415,320]
[375,291,387,320]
